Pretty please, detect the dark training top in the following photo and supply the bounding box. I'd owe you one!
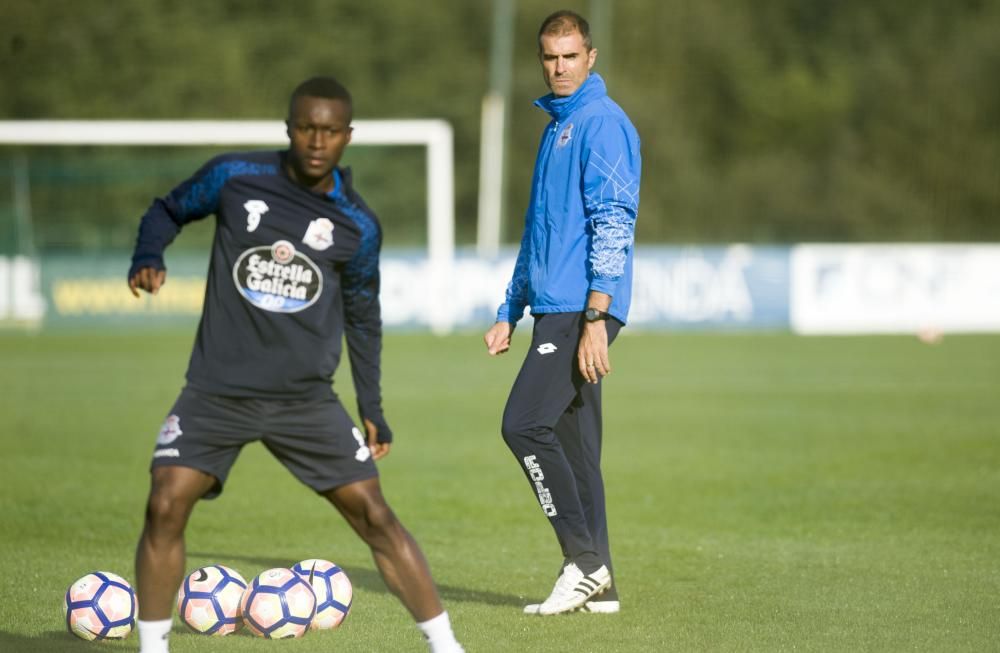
[129,150,392,441]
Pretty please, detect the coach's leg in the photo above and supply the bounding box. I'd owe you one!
[501,314,602,574]
[556,383,616,600]
[555,317,621,601]
[324,477,443,621]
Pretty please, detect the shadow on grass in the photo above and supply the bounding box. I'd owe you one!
[0,630,131,652]
[190,550,524,608]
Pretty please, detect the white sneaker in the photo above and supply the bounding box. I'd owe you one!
[524,599,619,614]
[535,563,611,615]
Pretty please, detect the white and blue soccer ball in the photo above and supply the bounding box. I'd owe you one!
[240,567,317,639]
[292,558,353,630]
[176,564,247,636]
[64,571,137,641]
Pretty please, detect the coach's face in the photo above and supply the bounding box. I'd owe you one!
[539,30,597,97]
[285,96,353,193]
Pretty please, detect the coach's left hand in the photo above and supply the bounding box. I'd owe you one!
[578,321,611,384]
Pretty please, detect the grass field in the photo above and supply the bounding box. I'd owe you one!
[1,330,998,652]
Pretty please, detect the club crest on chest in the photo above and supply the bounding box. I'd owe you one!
[303,218,335,251]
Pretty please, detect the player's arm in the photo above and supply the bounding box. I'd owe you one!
[127,155,229,297]
[578,117,641,383]
[342,220,392,460]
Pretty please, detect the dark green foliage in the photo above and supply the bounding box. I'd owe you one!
[1,0,998,249]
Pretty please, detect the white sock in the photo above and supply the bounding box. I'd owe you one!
[137,618,172,653]
[416,611,464,653]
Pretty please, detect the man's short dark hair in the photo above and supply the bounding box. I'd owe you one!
[288,76,353,119]
[538,10,592,52]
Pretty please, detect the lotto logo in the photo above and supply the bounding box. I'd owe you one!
[537,343,557,355]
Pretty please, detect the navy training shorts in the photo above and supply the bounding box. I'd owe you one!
[150,386,378,499]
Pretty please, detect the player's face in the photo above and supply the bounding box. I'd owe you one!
[285,96,353,192]
[539,31,597,97]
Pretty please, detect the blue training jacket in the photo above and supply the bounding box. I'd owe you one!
[497,73,641,325]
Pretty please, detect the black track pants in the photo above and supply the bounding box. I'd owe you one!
[501,312,621,579]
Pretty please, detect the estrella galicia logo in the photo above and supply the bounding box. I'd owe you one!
[232,240,323,313]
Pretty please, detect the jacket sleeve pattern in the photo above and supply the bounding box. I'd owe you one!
[338,197,393,443]
[128,157,276,279]
[495,222,532,323]
[582,118,641,296]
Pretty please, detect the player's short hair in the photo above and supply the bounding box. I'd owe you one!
[538,10,592,52]
[288,76,353,120]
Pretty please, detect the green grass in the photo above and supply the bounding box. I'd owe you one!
[1,330,998,652]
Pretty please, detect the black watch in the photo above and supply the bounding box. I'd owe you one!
[584,307,610,323]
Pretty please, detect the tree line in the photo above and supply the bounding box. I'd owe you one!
[2,0,997,250]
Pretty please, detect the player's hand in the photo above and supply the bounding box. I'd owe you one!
[364,417,390,461]
[484,321,514,355]
[578,321,610,384]
[129,267,167,298]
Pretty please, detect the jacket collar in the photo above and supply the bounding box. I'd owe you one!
[534,73,607,122]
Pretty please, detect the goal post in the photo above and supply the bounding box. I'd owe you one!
[0,119,457,332]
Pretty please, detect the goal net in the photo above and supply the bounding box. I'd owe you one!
[0,120,458,332]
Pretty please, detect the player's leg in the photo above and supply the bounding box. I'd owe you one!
[134,465,215,653]
[264,396,462,651]
[500,313,610,613]
[323,478,443,619]
[135,389,254,652]
[323,481,462,652]
[135,465,216,619]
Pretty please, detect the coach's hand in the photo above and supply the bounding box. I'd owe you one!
[578,321,610,384]
[129,267,167,298]
[484,321,514,355]
[364,417,390,461]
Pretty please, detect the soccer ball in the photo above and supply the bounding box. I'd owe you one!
[64,571,137,641]
[292,558,353,629]
[240,567,317,639]
[176,564,247,636]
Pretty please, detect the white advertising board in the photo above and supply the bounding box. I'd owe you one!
[790,244,1000,334]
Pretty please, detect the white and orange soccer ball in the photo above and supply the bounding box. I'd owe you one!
[240,567,317,639]
[176,564,247,636]
[292,558,353,630]
[64,571,137,641]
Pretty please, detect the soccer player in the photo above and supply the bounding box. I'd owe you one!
[128,76,463,653]
[483,10,641,616]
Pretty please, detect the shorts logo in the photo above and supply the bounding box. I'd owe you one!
[244,199,269,232]
[302,218,335,251]
[537,343,557,355]
[556,123,574,148]
[523,455,557,516]
[156,414,183,445]
[351,427,371,462]
[233,240,323,313]
[153,448,180,458]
